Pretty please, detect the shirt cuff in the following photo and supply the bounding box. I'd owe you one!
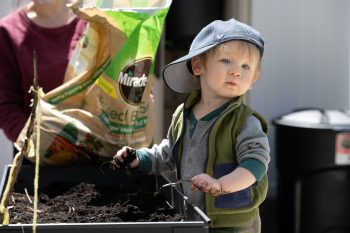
[239,158,266,182]
[136,149,152,173]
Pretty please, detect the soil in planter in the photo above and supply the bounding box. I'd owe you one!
[8,182,184,224]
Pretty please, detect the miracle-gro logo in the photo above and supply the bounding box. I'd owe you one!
[118,57,152,105]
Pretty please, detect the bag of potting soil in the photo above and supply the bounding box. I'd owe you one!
[15,0,172,166]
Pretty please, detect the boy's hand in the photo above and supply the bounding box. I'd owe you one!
[111,146,139,170]
[191,174,222,196]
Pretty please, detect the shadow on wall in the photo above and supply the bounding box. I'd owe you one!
[165,0,223,50]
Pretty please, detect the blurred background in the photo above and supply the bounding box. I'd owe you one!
[1,0,349,232]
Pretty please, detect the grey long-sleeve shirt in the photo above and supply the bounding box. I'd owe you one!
[137,114,270,181]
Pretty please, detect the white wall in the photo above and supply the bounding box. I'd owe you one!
[0,1,28,18]
[250,0,350,197]
[0,2,12,18]
[0,131,12,175]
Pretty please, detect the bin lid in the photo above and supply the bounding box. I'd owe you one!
[273,109,350,129]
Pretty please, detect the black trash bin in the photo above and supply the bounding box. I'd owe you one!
[273,109,350,233]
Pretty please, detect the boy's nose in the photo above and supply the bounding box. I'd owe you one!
[229,68,241,77]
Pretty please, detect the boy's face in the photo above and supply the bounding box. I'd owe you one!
[192,40,260,100]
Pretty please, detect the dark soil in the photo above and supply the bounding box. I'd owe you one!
[8,182,183,224]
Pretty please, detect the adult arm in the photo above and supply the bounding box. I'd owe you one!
[0,27,28,142]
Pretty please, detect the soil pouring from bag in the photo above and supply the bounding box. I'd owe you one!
[8,182,183,224]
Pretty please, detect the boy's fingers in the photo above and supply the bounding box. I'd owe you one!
[111,158,120,169]
[192,176,222,196]
[112,152,125,168]
[191,184,196,191]
[112,147,137,169]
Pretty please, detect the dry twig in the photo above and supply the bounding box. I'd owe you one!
[24,188,32,204]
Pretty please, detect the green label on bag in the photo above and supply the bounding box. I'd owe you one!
[99,112,148,135]
[104,8,168,105]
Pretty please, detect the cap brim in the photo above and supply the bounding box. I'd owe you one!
[162,43,217,93]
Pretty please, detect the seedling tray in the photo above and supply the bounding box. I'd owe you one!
[0,165,210,233]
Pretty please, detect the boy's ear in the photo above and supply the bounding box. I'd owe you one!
[249,69,260,89]
[252,69,260,83]
[191,57,202,75]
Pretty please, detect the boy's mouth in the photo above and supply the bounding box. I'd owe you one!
[225,81,238,87]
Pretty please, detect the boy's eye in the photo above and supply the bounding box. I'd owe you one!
[242,64,250,70]
[220,58,230,64]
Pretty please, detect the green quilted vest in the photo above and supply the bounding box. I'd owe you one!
[171,91,269,228]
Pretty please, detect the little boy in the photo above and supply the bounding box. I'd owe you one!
[113,18,270,233]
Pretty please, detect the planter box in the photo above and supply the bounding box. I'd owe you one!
[0,165,210,233]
